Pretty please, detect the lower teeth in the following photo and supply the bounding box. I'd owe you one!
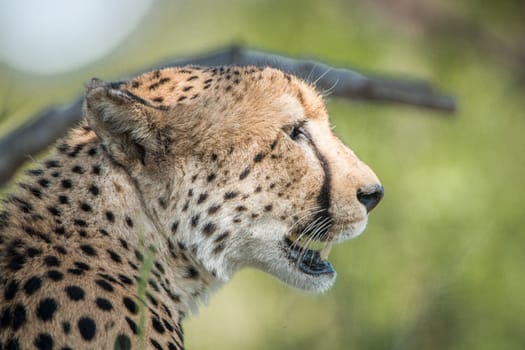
[320,242,333,260]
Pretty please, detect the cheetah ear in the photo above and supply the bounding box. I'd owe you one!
[84,78,162,166]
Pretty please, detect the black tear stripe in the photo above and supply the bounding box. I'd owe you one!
[303,134,332,240]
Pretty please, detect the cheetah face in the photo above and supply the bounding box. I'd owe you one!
[85,66,383,294]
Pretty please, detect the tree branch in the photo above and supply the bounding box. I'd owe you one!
[0,46,456,187]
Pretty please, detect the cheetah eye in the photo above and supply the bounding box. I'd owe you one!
[287,121,307,141]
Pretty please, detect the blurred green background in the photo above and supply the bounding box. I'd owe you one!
[1,0,524,349]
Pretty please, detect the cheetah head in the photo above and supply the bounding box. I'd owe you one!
[84,66,383,294]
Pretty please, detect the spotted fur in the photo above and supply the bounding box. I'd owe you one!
[0,66,382,349]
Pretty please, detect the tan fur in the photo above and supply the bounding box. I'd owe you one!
[0,66,381,349]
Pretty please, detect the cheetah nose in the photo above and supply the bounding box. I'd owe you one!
[356,184,384,213]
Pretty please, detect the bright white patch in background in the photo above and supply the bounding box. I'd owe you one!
[0,0,154,75]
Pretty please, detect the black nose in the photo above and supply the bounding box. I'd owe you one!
[357,185,384,213]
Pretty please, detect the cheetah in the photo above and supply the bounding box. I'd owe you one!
[0,66,383,349]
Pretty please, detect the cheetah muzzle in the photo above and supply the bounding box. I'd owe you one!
[0,66,382,349]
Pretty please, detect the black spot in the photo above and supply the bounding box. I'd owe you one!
[44,255,60,267]
[150,339,163,350]
[191,215,199,227]
[58,195,69,204]
[134,250,144,262]
[55,227,66,236]
[51,171,61,177]
[61,179,72,189]
[171,221,179,233]
[92,165,101,175]
[224,191,238,200]
[87,147,97,156]
[118,274,133,285]
[34,333,53,350]
[213,243,226,255]
[186,75,198,81]
[26,247,42,257]
[177,95,187,102]
[65,285,85,301]
[239,167,250,180]
[80,244,97,256]
[168,342,178,350]
[62,321,71,334]
[72,165,85,174]
[38,178,50,188]
[152,317,166,334]
[264,204,273,212]
[148,279,160,292]
[185,266,199,279]
[80,203,92,212]
[254,152,266,162]
[105,211,115,222]
[78,317,96,341]
[47,270,64,281]
[153,96,164,103]
[95,279,114,292]
[197,193,208,204]
[122,297,138,314]
[211,153,218,161]
[74,261,90,271]
[36,298,58,321]
[7,253,26,271]
[125,316,138,334]
[23,184,42,198]
[114,334,132,350]
[11,196,33,213]
[202,222,217,236]
[107,249,122,263]
[28,169,44,176]
[68,269,84,277]
[125,216,133,228]
[54,245,67,254]
[214,231,230,243]
[88,184,99,195]
[74,219,87,227]
[24,276,43,295]
[47,206,61,216]
[68,143,85,157]
[119,238,129,250]
[4,280,19,300]
[95,298,113,311]
[163,318,174,332]
[236,205,247,212]
[207,173,216,182]
[254,186,262,193]
[208,205,221,214]
[11,304,26,331]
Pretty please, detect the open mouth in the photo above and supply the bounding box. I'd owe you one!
[285,237,335,276]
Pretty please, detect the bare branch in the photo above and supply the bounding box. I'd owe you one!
[0,46,456,187]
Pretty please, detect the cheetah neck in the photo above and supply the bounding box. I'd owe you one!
[2,130,218,320]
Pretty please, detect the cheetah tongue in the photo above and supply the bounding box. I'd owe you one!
[285,238,334,275]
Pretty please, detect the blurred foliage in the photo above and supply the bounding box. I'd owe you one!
[1,0,524,349]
